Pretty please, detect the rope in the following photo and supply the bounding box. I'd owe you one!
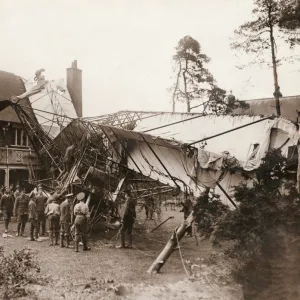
[175,231,192,278]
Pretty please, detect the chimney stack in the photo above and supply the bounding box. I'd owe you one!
[67,60,82,117]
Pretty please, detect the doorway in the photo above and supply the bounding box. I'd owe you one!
[9,169,29,189]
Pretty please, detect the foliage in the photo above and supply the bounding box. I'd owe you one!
[170,36,248,114]
[193,192,230,243]
[279,0,300,34]
[207,149,300,298]
[171,35,213,113]
[0,246,42,299]
[231,0,300,68]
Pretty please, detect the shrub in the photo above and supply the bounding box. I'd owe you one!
[197,149,300,299]
[0,246,41,299]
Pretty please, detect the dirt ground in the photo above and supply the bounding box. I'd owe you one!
[0,206,242,300]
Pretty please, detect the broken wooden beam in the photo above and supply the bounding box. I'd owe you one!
[147,211,194,274]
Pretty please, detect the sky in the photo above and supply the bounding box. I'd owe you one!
[0,0,299,117]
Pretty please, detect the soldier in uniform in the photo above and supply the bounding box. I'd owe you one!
[60,193,73,248]
[44,198,60,246]
[73,192,91,252]
[28,194,39,241]
[47,192,55,205]
[116,186,136,249]
[35,187,47,236]
[0,187,14,233]
[14,188,30,237]
[14,185,21,201]
[139,196,154,220]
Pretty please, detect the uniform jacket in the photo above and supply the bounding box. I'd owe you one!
[35,193,47,212]
[14,194,30,215]
[45,202,60,216]
[14,190,21,200]
[60,200,71,222]
[28,200,38,219]
[123,196,136,219]
[74,202,89,217]
[0,193,14,212]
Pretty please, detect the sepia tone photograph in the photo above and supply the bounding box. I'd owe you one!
[0,0,300,299]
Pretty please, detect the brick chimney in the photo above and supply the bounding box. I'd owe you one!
[67,60,82,117]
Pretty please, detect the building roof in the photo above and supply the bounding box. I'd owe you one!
[0,70,35,123]
[233,95,300,122]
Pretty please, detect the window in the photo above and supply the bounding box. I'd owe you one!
[11,128,29,147]
[287,145,298,162]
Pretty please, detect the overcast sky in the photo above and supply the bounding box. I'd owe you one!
[0,0,299,116]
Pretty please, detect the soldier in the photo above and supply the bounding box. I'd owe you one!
[0,187,14,233]
[45,198,60,246]
[47,192,55,205]
[60,193,73,248]
[116,186,136,249]
[73,192,91,252]
[14,185,21,200]
[35,187,47,236]
[145,197,154,220]
[14,188,30,237]
[52,186,66,204]
[28,194,39,241]
[180,196,193,237]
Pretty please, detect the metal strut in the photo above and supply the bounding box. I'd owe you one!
[139,134,180,189]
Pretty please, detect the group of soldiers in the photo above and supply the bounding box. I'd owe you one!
[0,185,91,252]
[0,182,139,251]
[0,181,195,251]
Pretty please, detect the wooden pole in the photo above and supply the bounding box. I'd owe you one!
[147,211,194,274]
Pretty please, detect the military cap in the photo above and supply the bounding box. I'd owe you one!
[76,192,85,201]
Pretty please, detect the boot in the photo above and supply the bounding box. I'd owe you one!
[116,231,126,249]
[75,240,79,252]
[82,236,91,251]
[30,228,34,241]
[127,232,133,249]
[49,232,54,246]
[66,236,70,248]
[55,233,59,245]
[60,235,65,248]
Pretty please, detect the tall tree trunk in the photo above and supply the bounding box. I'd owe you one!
[172,59,182,113]
[183,59,190,112]
[269,7,281,117]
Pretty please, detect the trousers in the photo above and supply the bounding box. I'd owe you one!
[120,216,134,247]
[29,218,38,240]
[48,214,60,237]
[17,214,28,234]
[60,221,71,238]
[37,211,46,235]
[74,215,89,249]
[3,211,12,230]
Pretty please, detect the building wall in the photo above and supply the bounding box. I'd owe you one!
[0,121,39,187]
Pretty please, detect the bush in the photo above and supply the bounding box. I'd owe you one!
[0,246,41,299]
[199,149,300,299]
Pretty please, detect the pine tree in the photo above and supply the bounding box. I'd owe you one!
[232,0,300,117]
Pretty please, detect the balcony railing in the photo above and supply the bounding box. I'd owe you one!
[0,147,40,166]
